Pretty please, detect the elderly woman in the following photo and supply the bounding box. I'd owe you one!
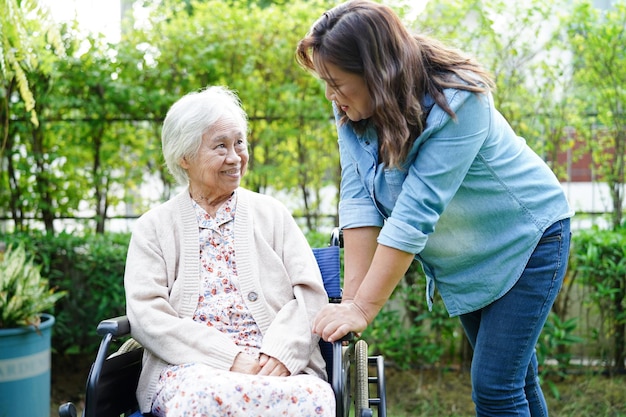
[124,86,335,417]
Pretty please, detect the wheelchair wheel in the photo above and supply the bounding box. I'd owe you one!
[354,340,369,416]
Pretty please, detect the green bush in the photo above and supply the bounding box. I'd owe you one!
[305,230,337,248]
[571,225,626,374]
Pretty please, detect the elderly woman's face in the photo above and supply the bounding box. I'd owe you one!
[181,114,248,200]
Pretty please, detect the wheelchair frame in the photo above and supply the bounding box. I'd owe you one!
[58,229,386,417]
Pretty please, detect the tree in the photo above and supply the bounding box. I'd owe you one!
[1,0,65,232]
[566,0,626,230]
[0,0,64,131]
[565,0,626,374]
[2,0,340,234]
[118,0,338,230]
[412,0,574,174]
[51,30,164,234]
[1,11,163,234]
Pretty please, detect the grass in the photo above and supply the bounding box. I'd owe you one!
[382,366,626,417]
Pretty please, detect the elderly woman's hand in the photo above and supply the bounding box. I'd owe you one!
[230,352,261,375]
[313,302,368,343]
[258,354,290,377]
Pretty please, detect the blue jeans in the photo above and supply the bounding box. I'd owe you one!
[459,218,571,417]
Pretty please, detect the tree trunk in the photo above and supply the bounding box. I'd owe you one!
[32,125,55,233]
[612,278,625,374]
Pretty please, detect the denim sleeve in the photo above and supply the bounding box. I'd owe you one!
[339,198,384,229]
[336,108,385,230]
[378,90,491,254]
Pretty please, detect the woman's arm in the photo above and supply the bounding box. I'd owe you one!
[352,244,415,322]
[341,227,380,301]
[313,243,414,342]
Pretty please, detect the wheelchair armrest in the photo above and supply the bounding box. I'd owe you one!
[97,315,131,338]
[85,315,136,417]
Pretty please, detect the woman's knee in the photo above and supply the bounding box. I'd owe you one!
[471,357,542,416]
[471,377,529,416]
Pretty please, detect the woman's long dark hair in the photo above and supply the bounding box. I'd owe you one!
[296,0,495,168]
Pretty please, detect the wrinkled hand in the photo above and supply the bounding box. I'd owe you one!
[313,302,368,343]
[258,353,290,377]
[231,352,290,377]
[230,352,261,375]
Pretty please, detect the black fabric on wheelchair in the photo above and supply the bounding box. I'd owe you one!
[90,346,143,416]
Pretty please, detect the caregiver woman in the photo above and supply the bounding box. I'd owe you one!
[296,1,573,416]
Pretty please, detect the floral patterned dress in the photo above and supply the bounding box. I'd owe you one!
[151,194,335,417]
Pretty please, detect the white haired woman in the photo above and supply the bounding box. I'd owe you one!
[124,86,335,417]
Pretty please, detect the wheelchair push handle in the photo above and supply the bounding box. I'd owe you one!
[96,315,131,337]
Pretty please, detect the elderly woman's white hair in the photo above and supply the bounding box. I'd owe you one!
[161,86,248,186]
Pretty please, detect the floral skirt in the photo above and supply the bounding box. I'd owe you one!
[152,363,335,417]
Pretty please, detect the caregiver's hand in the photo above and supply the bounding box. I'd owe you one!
[313,302,369,343]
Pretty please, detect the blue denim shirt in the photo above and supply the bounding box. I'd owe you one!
[336,88,574,316]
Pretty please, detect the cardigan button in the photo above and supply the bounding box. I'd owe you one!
[247,292,258,302]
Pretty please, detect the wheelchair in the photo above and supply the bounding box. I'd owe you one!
[58,228,387,417]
